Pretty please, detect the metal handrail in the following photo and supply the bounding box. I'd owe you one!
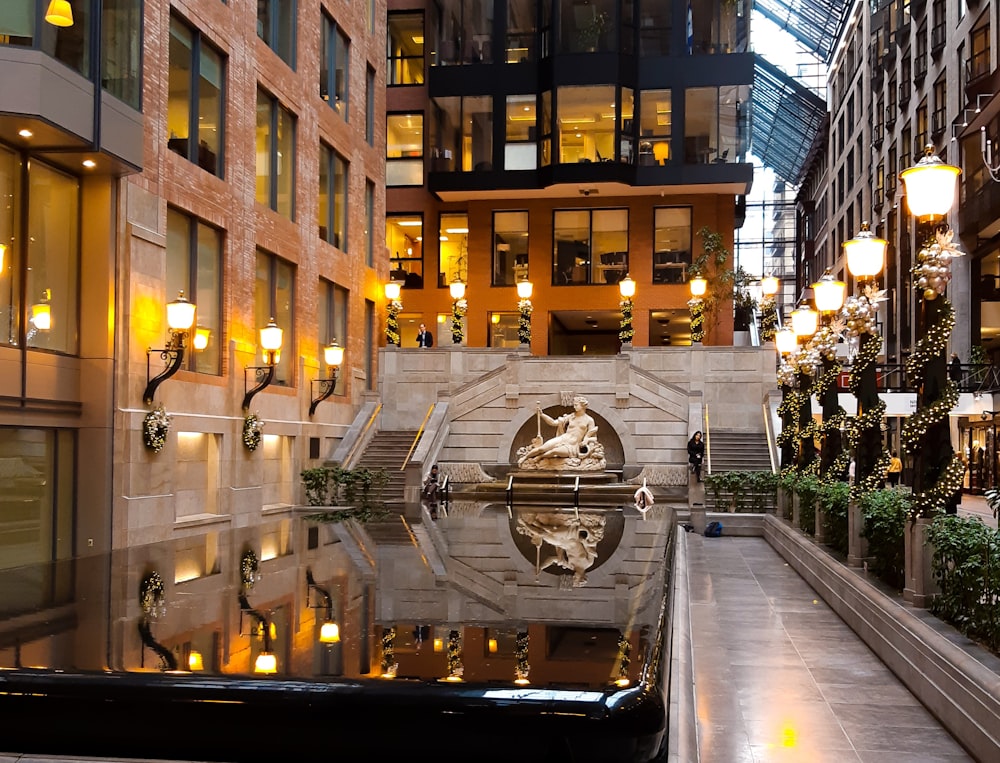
[401,404,436,471]
[342,403,381,468]
[703,403,711,476]
[762,399,777,473]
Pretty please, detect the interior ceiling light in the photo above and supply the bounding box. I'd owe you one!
[18,129,33,138]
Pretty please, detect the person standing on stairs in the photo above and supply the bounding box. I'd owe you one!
[687,431,705,482]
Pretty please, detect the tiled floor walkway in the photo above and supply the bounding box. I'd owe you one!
[686,533,976,762]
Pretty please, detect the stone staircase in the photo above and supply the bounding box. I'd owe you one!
[705,430,777,512]
[355,429,420,544]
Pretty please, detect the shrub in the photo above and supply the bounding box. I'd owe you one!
[703,470,778,512]
[858,488,909,589]
[300,466,390,522]
[817,479,850,556]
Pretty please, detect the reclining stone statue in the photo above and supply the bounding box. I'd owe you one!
[516,396,606,471]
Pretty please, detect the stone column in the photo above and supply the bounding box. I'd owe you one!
[791,492,801,530]
[814,499,826,543]
[903,516,939,608]
[847,500,870,568]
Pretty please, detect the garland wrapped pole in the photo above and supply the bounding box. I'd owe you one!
[384,280,402,346]
[449,279,467,344]
[775,327,799,470]
[790,303,820,473]
[811,272,847,480]
[843,223,890,492]
[899,148,964,517]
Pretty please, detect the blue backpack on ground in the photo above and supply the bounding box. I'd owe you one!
[704,521,723,538]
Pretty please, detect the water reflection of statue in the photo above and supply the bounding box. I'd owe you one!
[516,396,606,471]
[516,512,606,587]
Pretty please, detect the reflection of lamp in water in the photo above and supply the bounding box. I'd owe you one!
[380,626,398,678]
[306,569,341,643]
[513,630,530,685]
[188,650,205,671]
[516,278,533,346]
[442,629,464,682]
[614,633,631,688]
[239,592,277,675]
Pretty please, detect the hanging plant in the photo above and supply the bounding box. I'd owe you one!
[142,405,171,453]
[243,412,264,451]
[140,570,166,617]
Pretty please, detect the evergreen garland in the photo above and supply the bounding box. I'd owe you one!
[619,299,634,343]
[451,298,467,344]
[385,298,402,346]
[517,299,533,345]
[688,298,704,342]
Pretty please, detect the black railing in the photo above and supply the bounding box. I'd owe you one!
[836,363,1000,393]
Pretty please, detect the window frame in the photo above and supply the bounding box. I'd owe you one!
[551,208,629,286]
[322,13,350,119]
[319,142,348,250]
[257,0,297,68]
[256,88,297,220]
[254,248,296,388]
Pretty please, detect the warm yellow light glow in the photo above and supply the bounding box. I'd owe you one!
[433,638,444,652]
[31,302,51,331]
[791,303,819,338]
[82,159,97,169]
[17,129,33,139]
[444,227,469,234]
[188,651,204,671]
[384,280,402,300]
[323,340,345,368]
[618,275,637,299]
[811,271,846,313]
[516,279,533,299]
[193,327,210,351]
[689,276,708,297]
[450,279,466,300]
[0,243,5,271]
[45,0,74,27]
[488,638,498,654]
[320,621,341,643]
[166,291,197,332]
[491,313,501,324]
[259,318,283,352]
[760,274,779,297]
[442,674,464,682]
[844,223,887,278]
[614,677,631,687]
[514,677,530,685]
[775,326,797,356]
[900,146,961,219]
[781,725,798,748]
[254,652,277,674]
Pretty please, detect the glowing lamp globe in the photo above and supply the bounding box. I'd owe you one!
[790,303,818,338]
[516,279,533,300]
[760,275,779,298]
[166,291,196,332]
[194,327,211,351]
[320,621,341,643]
[900,146,961,219]
[31,302,51,331]
[384,280,402,301]
[775,326,797,356]
[689,276,708,297]
[260,319,283,352]
[618,275,637,299]
[449,279,466,300]
[188,650,204,671]
[811,271,847,313]
[323,340,344,368]
[254,652,277,674]
[844,223,887,278]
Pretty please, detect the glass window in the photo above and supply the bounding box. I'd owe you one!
[506,0,536,63]
[365,299,375,389]
[102,0,142,109]
[257,0,295,68]
[27,162,79,354]
[505,96,537,170]
[553,209,628,286]
[540,91,552,166]
[365,180,374,267]
[319,143,347,250]
[0,428,75,575]
[388,11,424,85]
[254,249,295,387]
[256,88,296,219]
[684,88,718,164]
[366,65,376,144]
[439,213,469,288]
[639,89,670,165]
[40,0,90,75]
[652,208,692,284]
[168,16,224,177]
[0,146,19,348]
[493,211,529,287]
[560,0,614,53]
[387,113,424,186]
[322,15,349,119]
[488,312,521,348]
[386,215,424,287]
[167,207,222,375]
[638,0,670,55]
[557,85,616,164]
[319,279,347,395]
[463,96,493,171]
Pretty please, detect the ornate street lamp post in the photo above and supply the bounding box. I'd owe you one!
[775,324,799,470]
[899,146,964,515]
[811,271,847,479]
[843,222,889,492]
[759,274,780,342]
[790,301,819,471]
[517,278,533,347]
[618,275,636,345]
[449,278,467,344]
[384,280,402,346]
[688,274,707,343]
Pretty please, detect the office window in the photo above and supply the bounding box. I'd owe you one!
[365,299,375,389]
[166,207,222,375]
[932,77,947,136]
[505,96,537,170]
[0,153,79,354]
[387,114,423,186]
[319,279,347,394]
[915,101,927,155]
[256,88,296,219]
[557,85,615,164]
[257,0,295,67]
[507,0,537,62]
[322,15,349,119]
[386,215,424,286]
[493,211,529,286]
[254,249,295,387]
[652,208,692,285]
[560,0,615,53]
[388,12,424,85]
[365,180,374,267]
[639,89,671,165]
[366,65,376,144]
[318,143,347,249]
[553,209,628,286]
[102,0,142,109]
[488,313,521,348]
[970,22,990,81]
[439,213,469,288]
[167,16,224,177]
[540,91,552,166]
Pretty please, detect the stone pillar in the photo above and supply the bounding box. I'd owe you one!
[791,493,801,530]
[690,502,707,534]
[903,516,939,608]
[814,500,826,543]
[777,487,790,520]
[847,500,870,568]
